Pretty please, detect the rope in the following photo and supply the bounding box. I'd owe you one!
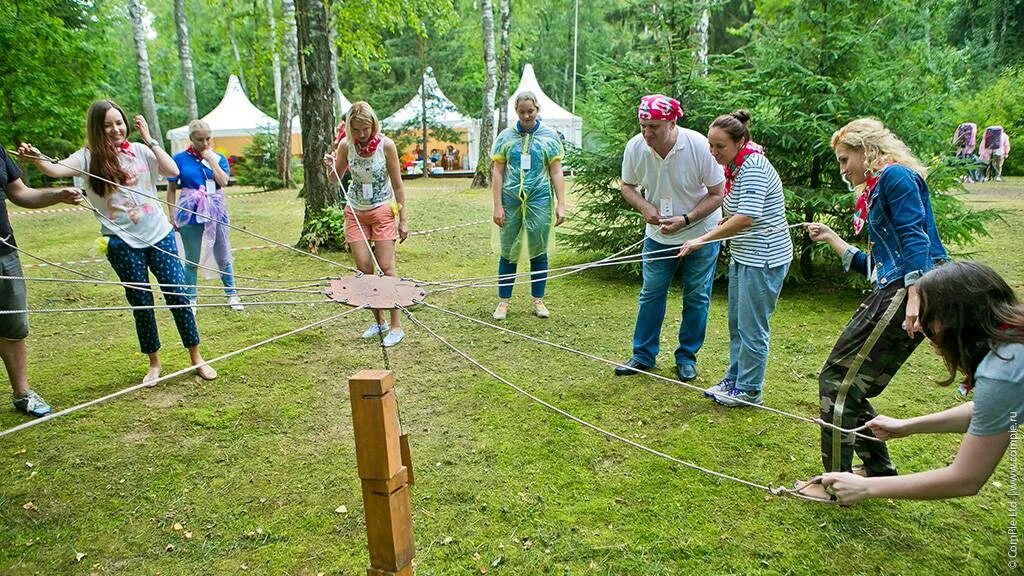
[0,298,333,315]
[400,305,828,503]
[424,223,807,293]
[0,305,367,440]
[0,275,327,296]
[408,219,489,237]
[10,149,360,275]
[418,301,881,444]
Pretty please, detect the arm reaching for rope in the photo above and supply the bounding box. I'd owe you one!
[15,143,83,179]
[4,177,83,209]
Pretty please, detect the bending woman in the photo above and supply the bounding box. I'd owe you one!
[821,261,1022,504]
[801,118,948,492]
[491,91,566,320]
[327,101,409,347]
[167,119,242,312]
[678,110,793,407]
[19,100,216,383]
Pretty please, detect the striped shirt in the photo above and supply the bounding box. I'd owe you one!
[723,153,792,268]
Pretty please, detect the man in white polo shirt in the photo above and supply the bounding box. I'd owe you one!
[614,95,725,382]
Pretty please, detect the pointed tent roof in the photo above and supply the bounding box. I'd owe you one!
[382,67,477,131]
[166,75,289,141]
[503,64,583,147]
[505,64,580,122]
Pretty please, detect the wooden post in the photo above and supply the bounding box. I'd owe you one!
[349,370,415,576]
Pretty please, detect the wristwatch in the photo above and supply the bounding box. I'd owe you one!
[146,139,160,148]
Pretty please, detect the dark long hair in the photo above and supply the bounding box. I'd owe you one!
[918,261,1024,386]
[86,100,132,197]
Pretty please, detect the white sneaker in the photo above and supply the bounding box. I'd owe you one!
[227,295,244,311]
[361,322,389,338]
[382,329,405,347]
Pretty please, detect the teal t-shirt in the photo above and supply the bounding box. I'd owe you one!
[969,342,1024,436]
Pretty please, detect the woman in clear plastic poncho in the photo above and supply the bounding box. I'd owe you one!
[490,92,566,320]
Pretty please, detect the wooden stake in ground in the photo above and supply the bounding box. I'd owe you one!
[349,370,414,576]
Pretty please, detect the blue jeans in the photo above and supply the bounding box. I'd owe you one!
[497,254,548,299]
[631,236,719,368]
[178,224,237,299]
[725,260,789,393]
[105,232,200,354]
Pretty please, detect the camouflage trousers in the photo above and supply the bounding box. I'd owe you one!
[818,281,923,475]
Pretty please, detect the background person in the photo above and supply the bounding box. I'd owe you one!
[166,119,242,312]
[490,91,566,320]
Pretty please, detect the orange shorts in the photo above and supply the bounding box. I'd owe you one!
[344,203,398,243]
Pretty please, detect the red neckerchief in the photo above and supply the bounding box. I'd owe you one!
[355,133,382,157]
[852,163,896,235]
[185,146,204,162]
[724,141,764,196]
[114,141,135,158]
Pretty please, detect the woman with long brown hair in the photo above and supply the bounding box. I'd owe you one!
[19,100,216,384]
[820,261,1023,503]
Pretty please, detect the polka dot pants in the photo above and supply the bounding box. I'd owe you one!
[105,232,200,354]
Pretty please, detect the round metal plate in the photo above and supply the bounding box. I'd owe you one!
[326,275,426,308]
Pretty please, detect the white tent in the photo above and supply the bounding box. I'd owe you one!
[166,75,301,156]
[383,67,481,170]
[503,63,583,148]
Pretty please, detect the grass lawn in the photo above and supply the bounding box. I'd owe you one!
[1,177,1021,575]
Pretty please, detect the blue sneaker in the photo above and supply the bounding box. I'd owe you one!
[712,386,763,407]
[704,378,734,398]
[13,390,53,417]
[361,322,389,338]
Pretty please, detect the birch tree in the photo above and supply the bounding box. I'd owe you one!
[472,0,497,188]
[277,0,298,184]
[173,0,198,120]
[266,0,282,112]
[496,0,511,132]
[127,0,163,145]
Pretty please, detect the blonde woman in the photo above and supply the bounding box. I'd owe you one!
[327,101,409,347]
[167,120,242,312]
[799,118,948,494]
[490,91,566,320]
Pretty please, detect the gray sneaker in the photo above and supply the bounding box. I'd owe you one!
[13,390,53,417]
[704,377,734,398]
[712,386,763,407]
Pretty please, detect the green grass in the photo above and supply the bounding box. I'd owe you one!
[1,178,1021,575]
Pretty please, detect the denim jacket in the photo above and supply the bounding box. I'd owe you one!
[842,165,948,288]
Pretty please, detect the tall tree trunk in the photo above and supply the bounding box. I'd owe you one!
[419,38,429,175]
[227,18,248,94]
[173,0,199,121]
[128,0,163,146]
[496,0,511,132]
[295,0,339,244]
[266,0,282,113]
[326,0,344,119]
[472,0,497,188]
[286,0,301,114]
[692,0,709,77]
[277,0,298,184]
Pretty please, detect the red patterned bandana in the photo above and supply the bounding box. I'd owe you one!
[638,95,683,122]
[724,141,764,196]
[355,133,382,157]
[852,164,895,235]
[185,146,204,162]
